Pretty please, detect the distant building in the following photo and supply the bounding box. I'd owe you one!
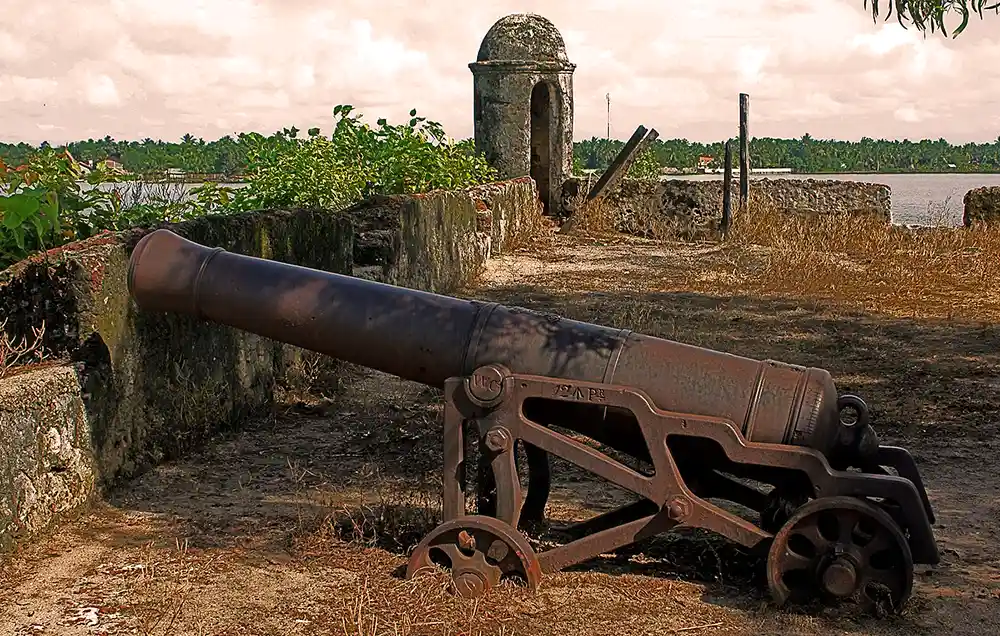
[96,156,128,175]
[165,168,186,178]
[697,155,713,170]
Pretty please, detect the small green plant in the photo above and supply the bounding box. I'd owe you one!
[0,149,128,267]
[231,105,498,212]
[627,147,663,181]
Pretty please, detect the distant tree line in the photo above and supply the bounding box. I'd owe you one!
[0,134,250,176]
[4,131,1000,176]
[575,135,1000,174]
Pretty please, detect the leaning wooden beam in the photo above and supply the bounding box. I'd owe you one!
[585,125,660,203]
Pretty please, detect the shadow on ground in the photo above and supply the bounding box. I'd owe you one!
[68,284,999,635]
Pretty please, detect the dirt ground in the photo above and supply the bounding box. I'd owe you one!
[2,231,999,636]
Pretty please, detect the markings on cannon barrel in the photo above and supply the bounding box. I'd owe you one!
[472,372,502,394]
[553,384,607,402]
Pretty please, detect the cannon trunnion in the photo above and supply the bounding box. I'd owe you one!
[127,229,939,615]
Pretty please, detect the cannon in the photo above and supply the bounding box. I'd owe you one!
[127,229,939,614]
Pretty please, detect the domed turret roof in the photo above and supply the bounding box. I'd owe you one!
[476,13,569,63]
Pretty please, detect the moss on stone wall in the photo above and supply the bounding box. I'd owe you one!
[346,178,544,293]
[0,208,353,491]
[0,177,544,549]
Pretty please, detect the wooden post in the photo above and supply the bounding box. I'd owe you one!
[585,125,659,203]
[739,93,750,207]
[722,140,733,237]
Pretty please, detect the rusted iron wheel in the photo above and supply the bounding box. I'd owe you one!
[405,515,542,599]
[767,496,914,615]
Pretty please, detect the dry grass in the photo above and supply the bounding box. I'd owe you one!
[557,186,1000,323]
[6,193,1000,635]
[506,199,554,253]
[0,318,49,380]
[710,192,1000,320]
[557,190,620,237]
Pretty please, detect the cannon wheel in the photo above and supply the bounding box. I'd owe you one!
[405,515,542,599]
[766,496,914,616]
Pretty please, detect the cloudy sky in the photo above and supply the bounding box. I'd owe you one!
[1,0,998,145]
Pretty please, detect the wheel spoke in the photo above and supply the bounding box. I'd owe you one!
[860,532,892,559]
[405,516,543,598]
[780,546,814,572]
[766,497,913,616]
[793,523,828,550]
[838,510,858,542]
[469,549,504,585]
[437,542,473,567]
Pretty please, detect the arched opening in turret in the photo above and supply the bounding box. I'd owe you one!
[530,81,555,214]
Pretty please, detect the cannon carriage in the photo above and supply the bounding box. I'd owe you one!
[127,229,939,615]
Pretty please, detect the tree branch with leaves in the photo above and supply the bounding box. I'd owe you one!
[865,0,1000,36]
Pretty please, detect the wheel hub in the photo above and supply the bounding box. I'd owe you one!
[453,569,489,598]
[820,555,859,598]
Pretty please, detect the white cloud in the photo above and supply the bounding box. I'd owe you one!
[894,106,923,122]
[82,74,122,107]
[0,31,28,60]
[0,0,996,144]
[0,76,58,103]
[736,45,771,85]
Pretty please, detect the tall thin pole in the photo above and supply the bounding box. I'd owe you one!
[739,93,750,207]
[722,140,733,237]
[606,93,611,139]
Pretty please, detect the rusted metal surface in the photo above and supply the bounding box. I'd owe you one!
[766,496,914,613]
[127,229,940,615]
[405,515,542,599]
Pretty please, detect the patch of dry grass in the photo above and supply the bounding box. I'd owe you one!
[694,194,1000,321]
[552,185,1000,322]
[0,318,50,380]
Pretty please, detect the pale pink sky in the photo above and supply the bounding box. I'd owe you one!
[1,0,998,145]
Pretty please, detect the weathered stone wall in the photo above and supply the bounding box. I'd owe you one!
[562,176,892,238]
[0,209,354,500]
[0,365,95,550]
[349,177,544,292]
[963,186,1000,227]
[0,177,544,551]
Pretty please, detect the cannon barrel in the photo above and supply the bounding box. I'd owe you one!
[128,229,874,465]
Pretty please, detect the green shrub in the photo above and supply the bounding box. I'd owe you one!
[230,105,498,212]
[0,149,124,267]
[0,105,498,270]
[626,147,663,180]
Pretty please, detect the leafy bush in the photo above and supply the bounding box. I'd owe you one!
[0,150,239,268]
[626,147,663,180]
[231,105,498,212]
[0,105,499,270]
[0,150,127,266]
